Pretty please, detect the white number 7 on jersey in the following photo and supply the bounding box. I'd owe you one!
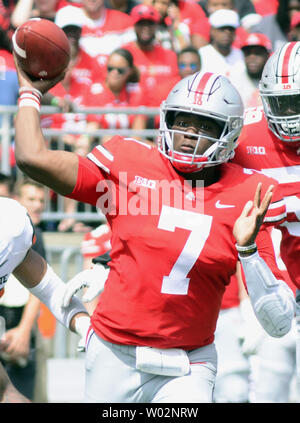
[158,205,213,295]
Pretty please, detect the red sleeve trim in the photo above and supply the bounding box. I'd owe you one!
[66,154,105,206]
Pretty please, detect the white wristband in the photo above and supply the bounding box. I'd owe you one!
[18,88,42,112]
[18,98,40,111]
[29,265,88,329]
[19,86,42,99]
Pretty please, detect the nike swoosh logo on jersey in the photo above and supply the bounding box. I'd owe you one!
[215,200,235,209]
[0,259,8,267]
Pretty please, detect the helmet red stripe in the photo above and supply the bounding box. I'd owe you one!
[281,42,296,84]
[193,72,213,104]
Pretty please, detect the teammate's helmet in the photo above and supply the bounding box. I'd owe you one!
[259,41,300,143]
[158,71,244,173]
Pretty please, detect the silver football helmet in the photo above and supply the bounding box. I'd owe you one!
[259,41,300,143]
[158,71,244,173]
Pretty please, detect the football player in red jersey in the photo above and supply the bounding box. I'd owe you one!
[233,41,300,290]
[230,41,300,402]
[13,56,296,402]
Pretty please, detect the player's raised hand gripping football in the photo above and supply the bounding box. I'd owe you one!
[233,183,274,250]
[12,19,69,94]
[13,22,78,197]
[13,51,66,95]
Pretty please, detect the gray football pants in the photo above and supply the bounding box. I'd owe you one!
[84,329,218,403]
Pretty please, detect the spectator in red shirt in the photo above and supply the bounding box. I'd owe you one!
[78,0,135,71]
[83,47,148,144]
[123,4,179,92]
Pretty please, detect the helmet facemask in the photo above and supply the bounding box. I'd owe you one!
[159,106,242,173]
[259,42,300,143]
[158,72,244,173]
[261,93,300,142]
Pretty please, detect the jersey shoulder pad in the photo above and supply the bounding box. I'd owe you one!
[87,136,154,175]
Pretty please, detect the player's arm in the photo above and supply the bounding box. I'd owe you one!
[236,263,267,355]
[233,183,296,338]
[13,54,78,196]
[13,248,90,344]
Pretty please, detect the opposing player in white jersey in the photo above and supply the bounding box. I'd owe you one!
[0,197,90,375]
[12,57,296,402]
[232,41,300,402]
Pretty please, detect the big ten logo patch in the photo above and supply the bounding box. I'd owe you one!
[246,146,266,155]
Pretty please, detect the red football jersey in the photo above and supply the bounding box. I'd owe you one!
[68,136,286,350]
[122,42,179,91]
[221,272,240,310]
[232,106,300,289]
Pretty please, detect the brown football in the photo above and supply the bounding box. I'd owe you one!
[12,18,70,80]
